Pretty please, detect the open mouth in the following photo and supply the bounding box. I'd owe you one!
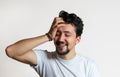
[55,41,68,48]
[55,42,70,55]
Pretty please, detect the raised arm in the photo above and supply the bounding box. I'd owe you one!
[5,17,64,65]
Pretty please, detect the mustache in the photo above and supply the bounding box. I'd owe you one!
[55,41,68,46]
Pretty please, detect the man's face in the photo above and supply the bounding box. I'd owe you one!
[54,23,80,55]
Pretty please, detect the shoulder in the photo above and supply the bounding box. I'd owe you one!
[76,53,98,67]
[33,49,56,59]
[77,53,100,77]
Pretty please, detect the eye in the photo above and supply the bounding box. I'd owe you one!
[56,32,60,36]
[65,33,71,37]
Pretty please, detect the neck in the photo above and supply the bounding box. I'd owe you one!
[58,49,76,60]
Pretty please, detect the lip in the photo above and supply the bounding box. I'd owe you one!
[56,45,66,49]
[57,45,65,47]
[55,41,68,49]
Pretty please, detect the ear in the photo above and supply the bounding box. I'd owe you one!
[76,36,81,44]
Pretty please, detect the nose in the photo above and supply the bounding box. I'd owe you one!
[58,34,65,42]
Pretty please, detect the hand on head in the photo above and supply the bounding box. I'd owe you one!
[47,17,65,41]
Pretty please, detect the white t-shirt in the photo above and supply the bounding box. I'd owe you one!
[31,49,100,77]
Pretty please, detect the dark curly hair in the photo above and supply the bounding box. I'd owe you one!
[59,10,84,37]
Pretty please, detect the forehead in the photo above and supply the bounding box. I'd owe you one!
[57,24,75,32]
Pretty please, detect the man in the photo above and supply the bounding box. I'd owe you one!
[6,10,100,77]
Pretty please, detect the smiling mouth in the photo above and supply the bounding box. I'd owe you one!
[56,43,70,55]
[59,43,67,47]
[55,41,68,48]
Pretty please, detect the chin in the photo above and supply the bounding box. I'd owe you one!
[56,49,70,55]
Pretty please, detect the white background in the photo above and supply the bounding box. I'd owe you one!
[0,0,120,77]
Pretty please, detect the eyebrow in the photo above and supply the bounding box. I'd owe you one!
[57,30,71,34]
[64,31,71,34]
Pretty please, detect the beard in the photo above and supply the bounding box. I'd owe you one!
[55,41,70,55]
[56,47,70,55]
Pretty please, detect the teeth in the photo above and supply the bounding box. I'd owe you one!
[59,44,66,46]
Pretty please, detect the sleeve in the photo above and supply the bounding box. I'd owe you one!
[86,60,100,77]
[30,49,46,74]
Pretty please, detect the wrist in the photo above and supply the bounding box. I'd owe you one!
[46,33,52,41]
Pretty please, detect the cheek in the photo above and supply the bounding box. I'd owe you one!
[67,39,76,46]
[53,37,58,41]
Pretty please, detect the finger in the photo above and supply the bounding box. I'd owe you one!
[55,17,64,23]
[55,17,63,21]
[53,17,64,25]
